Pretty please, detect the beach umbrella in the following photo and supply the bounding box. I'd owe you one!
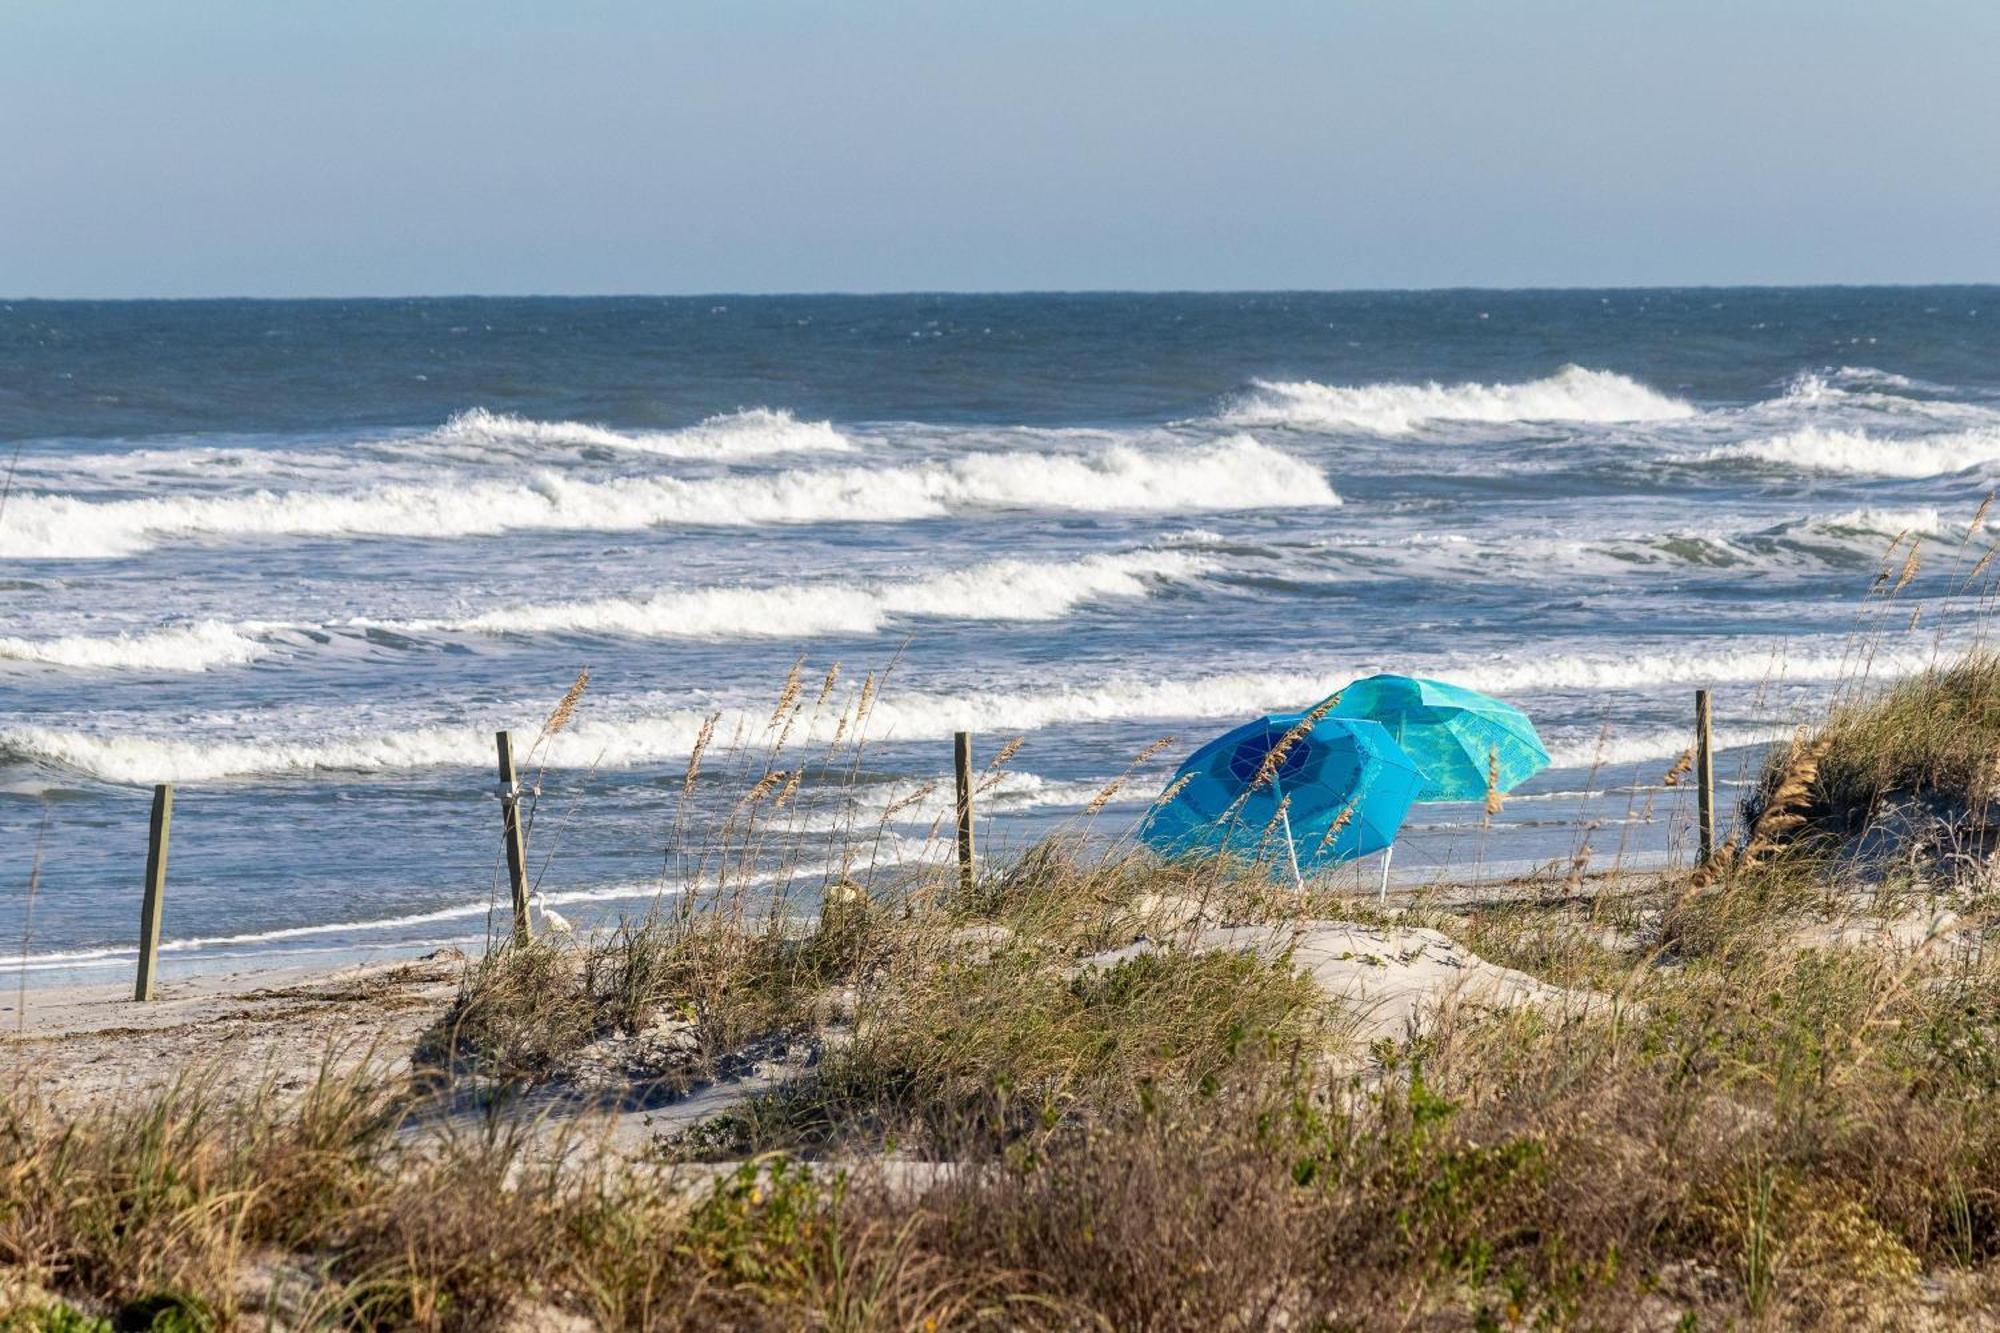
[1321,674,1549,802]
[1138,709,1427,887]
[1319,675,1549,896]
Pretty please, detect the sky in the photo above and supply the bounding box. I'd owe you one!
[4,1,1998,297]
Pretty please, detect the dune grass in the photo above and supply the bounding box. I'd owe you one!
[1748,649,2000,843]
[15,580,2000,1325]
[5,831,1998,1328]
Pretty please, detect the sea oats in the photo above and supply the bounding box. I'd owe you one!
[741,768,787,805]
[813,662,841,710]
[539,666,589,740]
[769,657,804,727]
[1312,803,1355,854]
[1084,777,1127,816]
[1892,545,1923,595]
[682,712,719,799]
[1661,746,1695,788]
[1740,733,1831,868]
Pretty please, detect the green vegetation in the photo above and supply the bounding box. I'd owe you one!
[4,831,1998,1328]
[1753,648,2000,840]
[13,627,2000,1327]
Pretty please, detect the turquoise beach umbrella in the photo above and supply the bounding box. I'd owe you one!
[1138,710,1427,883]
[1322,675,1549,803]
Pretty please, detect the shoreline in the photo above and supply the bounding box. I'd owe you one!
[0,844,1688,992]
[0,863,1672,1110]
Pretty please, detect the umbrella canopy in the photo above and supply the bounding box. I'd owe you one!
[1322,675,1548,802]
[1139,709,1426,875]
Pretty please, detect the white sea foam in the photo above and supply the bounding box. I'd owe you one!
[412,550,1206,639]
[1543,725,1780,771]
[792,771,1124,834]
[2,642,1928,785]
[1831,366,1920,391]
[1803,506,1947,539]
[1219,365,1694,434]
[0,435,1335,559]
[1762,372,2000,432]
[429,406,855,459]
[0,551,1201,673]
[1699,427,2000,478]
[0,620,272,672]
[1442,643,1942,697]
[1290,506,1952,586]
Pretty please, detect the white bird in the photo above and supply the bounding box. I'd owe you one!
[529,891,574,938]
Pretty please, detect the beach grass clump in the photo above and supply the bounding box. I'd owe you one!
[689,943,1330,1158]
[4,863,2000,1327]
[0,1062,404,1329]
[417,905,886,1084]
[1750,649,2000,842]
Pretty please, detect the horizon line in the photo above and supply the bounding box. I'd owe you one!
[7,280,2000,305]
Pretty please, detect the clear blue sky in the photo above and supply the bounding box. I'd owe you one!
[5,1,1997,297]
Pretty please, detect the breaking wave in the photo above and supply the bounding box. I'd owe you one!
[1286,506,1952,585]
[411,550,1206,639]
[1829,366,1921,391]
[1542,725,1781,771]
[428,406,854,459]
[1218,365,1694,434]
[0,551,1204,672]
[1438,643,1940,697]
[2,642,1929,785]
[0,435,1336,559]
[0,621,272,672]
[1698,427,2000,478]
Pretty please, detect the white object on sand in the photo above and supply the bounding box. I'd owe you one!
[529,891,574,937]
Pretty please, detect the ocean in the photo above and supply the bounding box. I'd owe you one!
[3,288,1996,981]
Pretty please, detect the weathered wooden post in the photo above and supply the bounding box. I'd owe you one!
[1695,689,1716,863]
[495,730,533,945]
[134,783,172,1001]
[953,731,975,897]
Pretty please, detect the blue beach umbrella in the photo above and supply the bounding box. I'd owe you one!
[1138,709,1427,886]
[1321,675,1550,803]
[1317,675,1549,897]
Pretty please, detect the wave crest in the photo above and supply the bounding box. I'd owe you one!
[424,550,1207,639]
[430,406,854,459]
[2,641,1929,784]
[1219,365,1694,434]
[0,621,271,672]
[1699,427,2000,478]
[0,436,1337,559]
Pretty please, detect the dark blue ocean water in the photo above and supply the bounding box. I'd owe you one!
[4,289,1998,979]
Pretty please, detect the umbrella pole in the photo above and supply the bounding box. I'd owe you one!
[1378,843,1394,901]
[1279,806,1306,893]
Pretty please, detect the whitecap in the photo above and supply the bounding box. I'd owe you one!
[413,549,1208,640]
[0,620,272,672]
[0,435,1337,559]
[1697,427,2000,478]
[429,406,855,459]
[1217,365,1694,434]
[0,641,1933,785]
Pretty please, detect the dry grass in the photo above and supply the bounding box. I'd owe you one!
[17,614,2000,1326]
[4,839,2000,1328]
[1753,649,2000,842]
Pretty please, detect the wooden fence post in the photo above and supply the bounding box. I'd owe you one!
[496,730,533,945]
[134,783,172,1002]
[953,731,975,896]
[1695,689,1716,864]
